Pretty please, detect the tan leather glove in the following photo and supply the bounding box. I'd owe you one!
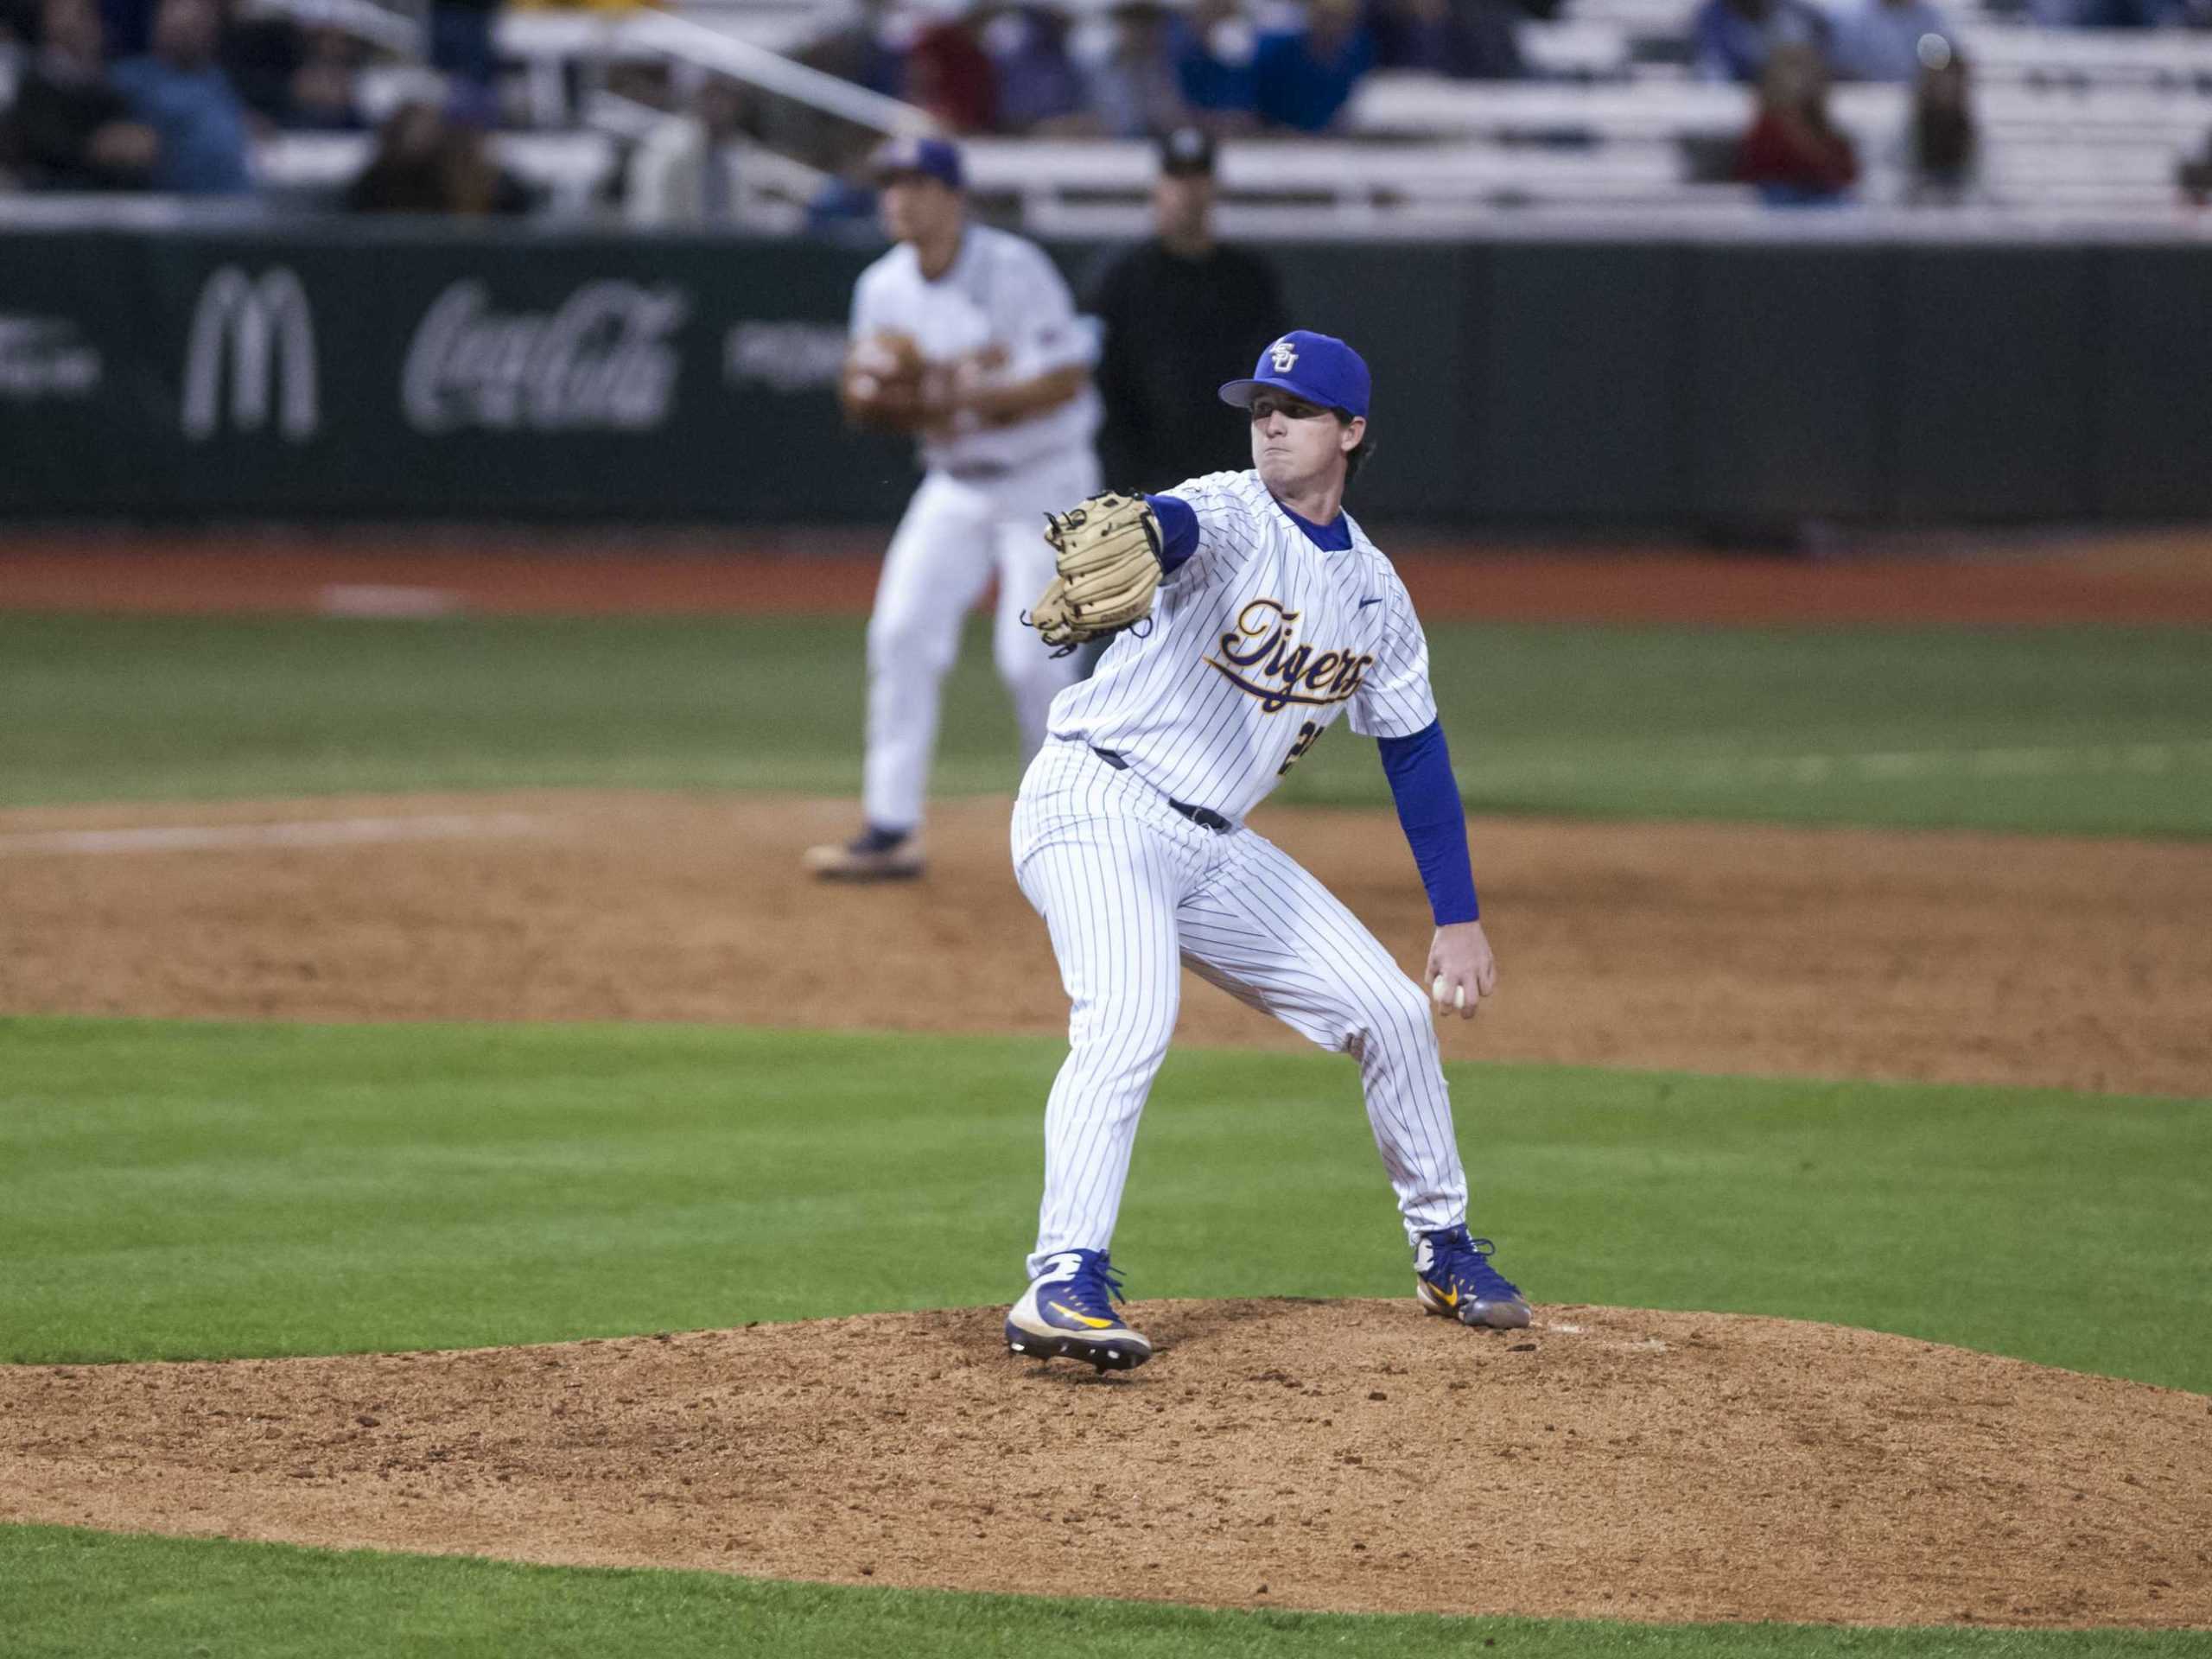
[1026,492,1164,655]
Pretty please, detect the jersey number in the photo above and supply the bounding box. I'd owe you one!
[1277,720,1322,777]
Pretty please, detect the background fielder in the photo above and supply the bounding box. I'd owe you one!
[1004,330,1532,1371]
[805,137,1103,883]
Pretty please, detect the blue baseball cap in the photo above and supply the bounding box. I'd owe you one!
[1218,330,1370,421]
[868,135,963,191]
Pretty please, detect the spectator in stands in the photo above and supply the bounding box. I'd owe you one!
[985,4,1088,134]
[111,0,251,193]
[1689,0,1825,86]
[1827,0,1952,83]
[1086,1,1188,137]
[1173,0,1261,128]
[1901,45,1980,203]
[907,10,997,134]
[344,92,529,214]
[776,0,901,163]
[1088,126,1290,486]
[1732,41,1856,202]
[1252,0,1375,132]
[1365,0,1524,80]
[2181,134,2212,207]
[217,0,298,124]
[429,0,500,95]
[284,26,364,129]
[218,0,361,131]
[439,86,530,213]
[626,73,750,226]
[345,97,448,212]
[797,0,906,102]
[8,0,159,189]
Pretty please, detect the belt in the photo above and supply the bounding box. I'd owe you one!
[1090,747,1232,834]
[942,461,1013,483]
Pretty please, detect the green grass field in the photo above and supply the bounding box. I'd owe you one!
[4,613,2209,833]
[4,1019,2209,1389]
[3,1526,2195,1659]
[4,607,2208,1656]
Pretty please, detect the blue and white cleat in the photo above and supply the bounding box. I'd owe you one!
[1006,1249,1153,1371]
[1414,1226,1533,1330]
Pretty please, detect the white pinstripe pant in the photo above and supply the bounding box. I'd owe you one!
[1012,740,1469,1281]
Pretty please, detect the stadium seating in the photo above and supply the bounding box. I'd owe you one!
[16,0,2212,230]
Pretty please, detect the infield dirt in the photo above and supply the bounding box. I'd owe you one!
[3,790,2208,1096]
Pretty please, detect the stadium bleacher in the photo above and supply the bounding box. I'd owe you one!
[6,0,2212,229]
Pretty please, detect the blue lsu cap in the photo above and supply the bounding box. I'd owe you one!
[868,135,963,191]
[1217,330,1370,421]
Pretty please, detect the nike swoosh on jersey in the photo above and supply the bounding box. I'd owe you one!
[1358,596,1384,608]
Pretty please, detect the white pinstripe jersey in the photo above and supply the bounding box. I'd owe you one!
[1046,469,1439,823]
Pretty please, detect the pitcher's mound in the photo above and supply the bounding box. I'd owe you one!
[4,1301,2207,1629]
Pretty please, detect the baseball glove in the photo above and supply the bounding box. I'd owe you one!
[840,330,931,434]
[1027,492,1165,655]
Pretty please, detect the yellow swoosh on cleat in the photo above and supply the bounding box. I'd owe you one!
[1421,1278,1459,1308]
[1047,1300,1116,1330]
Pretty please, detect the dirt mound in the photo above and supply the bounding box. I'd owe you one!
[4,792,2209,1096]
[3,1303,2206,1629]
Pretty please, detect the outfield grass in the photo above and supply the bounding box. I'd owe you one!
[4,1017,2206,1392]
[4,614,2209,834]
[1,1527,2196,1659]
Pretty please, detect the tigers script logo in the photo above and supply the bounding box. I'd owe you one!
[1204,599,1374,714]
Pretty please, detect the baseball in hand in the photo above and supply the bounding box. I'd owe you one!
[1433,974,1465,1011]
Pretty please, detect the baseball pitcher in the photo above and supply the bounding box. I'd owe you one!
[1003,331,1532,1370]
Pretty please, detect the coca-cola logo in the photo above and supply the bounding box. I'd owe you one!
[402,280,688,435]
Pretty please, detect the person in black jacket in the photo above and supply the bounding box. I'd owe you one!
[9,0,160,189]
[1086,126,1290,489]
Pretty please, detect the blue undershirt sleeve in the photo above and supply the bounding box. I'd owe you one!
[1143,493,1199,573]
[1376,719,1480,925]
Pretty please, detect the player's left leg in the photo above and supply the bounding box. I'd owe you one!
[1176,830,1532,1329]
[807,472,997,880]
[987,448,1102,762]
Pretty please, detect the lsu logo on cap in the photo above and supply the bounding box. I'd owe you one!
[1268,338,1299,373]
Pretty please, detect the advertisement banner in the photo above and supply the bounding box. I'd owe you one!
[1,225,2208,524]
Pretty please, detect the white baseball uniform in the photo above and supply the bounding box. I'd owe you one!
[1012,469,1470,1280]
[849,224,1103,835]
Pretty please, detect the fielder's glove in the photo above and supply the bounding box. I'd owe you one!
[839,330,932,434]
[1026,491,1164,656]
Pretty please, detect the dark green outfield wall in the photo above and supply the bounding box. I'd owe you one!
[2,224,2205,524]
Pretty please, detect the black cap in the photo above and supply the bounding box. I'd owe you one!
[1159,126,1216,179]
